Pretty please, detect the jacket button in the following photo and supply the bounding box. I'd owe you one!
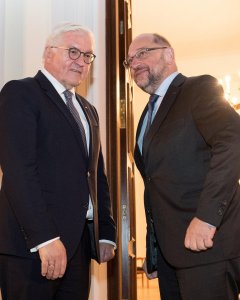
[20,227,28,240]
[83,202,89,209]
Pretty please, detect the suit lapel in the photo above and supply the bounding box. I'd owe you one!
[34,71,88,159]
[134,104,148,176]
[142,73,186,155]
[136,104,148,139]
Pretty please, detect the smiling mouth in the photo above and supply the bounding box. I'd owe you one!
[134,68,148,78]
[71,69,82,74]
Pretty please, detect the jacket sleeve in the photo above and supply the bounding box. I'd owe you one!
[0,80,58,249]
[191,76,240,226]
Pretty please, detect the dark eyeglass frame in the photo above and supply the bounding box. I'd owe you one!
[123,47,168,69]
[50,46,96,64]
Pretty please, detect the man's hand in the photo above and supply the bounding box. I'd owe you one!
[99,243,115,263]
[142,259,158,280]
[184,217,216,251]
[39,239,67,280]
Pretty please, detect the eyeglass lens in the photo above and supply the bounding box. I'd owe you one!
[68,48,95,63]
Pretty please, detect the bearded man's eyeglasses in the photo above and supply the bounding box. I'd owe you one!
[123,47,168,69]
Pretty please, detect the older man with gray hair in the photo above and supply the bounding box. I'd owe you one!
[0,22,116,300]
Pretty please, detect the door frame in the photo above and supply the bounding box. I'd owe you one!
[106,0,136,299]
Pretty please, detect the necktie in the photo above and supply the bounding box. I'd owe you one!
[144,94,159,138]
[63,90,88,155]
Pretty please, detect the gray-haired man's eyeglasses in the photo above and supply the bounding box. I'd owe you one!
[50,46,96,64]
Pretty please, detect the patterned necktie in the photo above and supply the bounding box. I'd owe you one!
[63,90,88,155]
[144,94,159,138]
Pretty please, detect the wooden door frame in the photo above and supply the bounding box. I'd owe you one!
[106,1,122,299]
[106,0,136,299]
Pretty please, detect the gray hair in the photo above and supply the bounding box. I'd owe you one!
[45,22,95,48]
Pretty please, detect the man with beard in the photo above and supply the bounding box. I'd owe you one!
[124,33,240,300]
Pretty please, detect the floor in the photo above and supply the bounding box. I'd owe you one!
[137,277,240,300]
[0,283,160,300]
[137,275,160,300]
[1,281,240,300]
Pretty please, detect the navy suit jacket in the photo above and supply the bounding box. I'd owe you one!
[134,73,240,268]
[0,71,116,261]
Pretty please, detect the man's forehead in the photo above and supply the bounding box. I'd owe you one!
[132,35,152,45]
[60,31,93,48]
[128,35,154,55]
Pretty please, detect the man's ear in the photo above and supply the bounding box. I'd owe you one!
[44,47,53,62]
[164,47,175,64]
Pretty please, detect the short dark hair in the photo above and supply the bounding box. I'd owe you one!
[152,34,172,47]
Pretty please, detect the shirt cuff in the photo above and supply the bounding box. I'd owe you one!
[204,222,216,229]
[99,239,117,250]
[30,237,60,253]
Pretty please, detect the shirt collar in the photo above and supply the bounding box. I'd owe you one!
[41,68,75,96]
[154,71,179,97]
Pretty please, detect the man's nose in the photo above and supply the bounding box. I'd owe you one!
[130,58,142,69]
[75,53,86,64]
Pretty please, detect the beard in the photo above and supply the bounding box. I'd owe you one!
[132,60,167,94]
[137,71,163,94]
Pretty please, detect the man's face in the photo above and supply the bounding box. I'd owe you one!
[127,35,169,94]
[44,31,94,89]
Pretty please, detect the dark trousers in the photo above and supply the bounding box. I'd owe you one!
[176,257,240,300]
[0,224,91,300]
[157,245,182,300]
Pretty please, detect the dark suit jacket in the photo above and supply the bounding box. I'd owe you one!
[134,73,240,268]
[0,71,116,262]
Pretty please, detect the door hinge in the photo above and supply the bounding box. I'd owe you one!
[122,204,127,220]
[119,20,124,35]
[120,99,126,128]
